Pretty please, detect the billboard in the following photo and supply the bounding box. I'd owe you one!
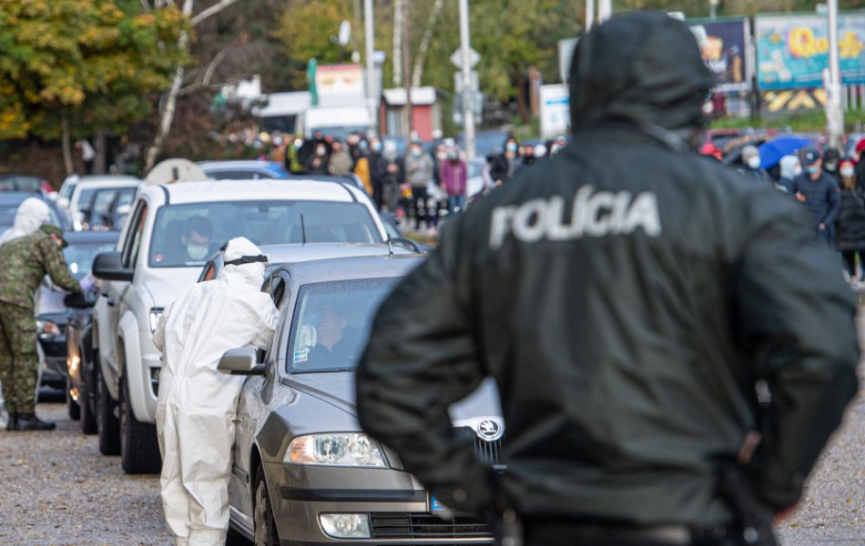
[539,84,570,139]
[756,12,865,90]
[315,64,365,97]
[689,18,752,93]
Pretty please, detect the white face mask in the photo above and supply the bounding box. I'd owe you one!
[187,243,209,260]
[746,156,761,170]
[841,167,856,178]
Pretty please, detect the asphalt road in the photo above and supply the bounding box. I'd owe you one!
[0,388,862,545]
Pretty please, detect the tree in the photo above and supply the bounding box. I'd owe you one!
[0,0,190,174]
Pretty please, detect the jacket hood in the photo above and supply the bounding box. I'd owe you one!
[570,12,713,133]
[779,155,801,180]
[0,198,50,247]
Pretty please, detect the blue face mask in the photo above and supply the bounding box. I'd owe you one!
[411,149,421,158]
[806,165,820,175]
[506,143,517,153]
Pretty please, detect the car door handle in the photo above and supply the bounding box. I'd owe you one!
[101,292,109,298]
[107,300,115,307]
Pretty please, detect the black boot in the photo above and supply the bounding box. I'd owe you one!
[14,413,55,431]
[5,412,17,431]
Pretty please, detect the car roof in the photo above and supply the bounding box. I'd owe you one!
[275,254,423,286]
[71,176,141,189]
[198,160,285,171]
[151,179,366,205]
[62,230,121,244]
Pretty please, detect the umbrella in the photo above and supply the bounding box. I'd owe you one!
[758,137,812,170]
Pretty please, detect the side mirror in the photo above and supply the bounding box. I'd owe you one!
[92,251,134,282]
[389,237,423,253]
[217,347,265,376]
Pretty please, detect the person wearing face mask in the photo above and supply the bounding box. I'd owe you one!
[0,224,81,431]
[169,216,213,264]
[308,140,332,175]
[853,139,865,198]
[154,237,277,546]
[790,147,841,244]
[490,136,522,185]
[835,158,865,284]
[777,154,802,194]
[440,146,468,213]
[406,142,435,229]
[822,147,842,183]
[368,138,388,209]
[327,140,353,176]
[739,145,770,182]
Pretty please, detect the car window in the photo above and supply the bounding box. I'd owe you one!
[60,182,77,201]
[122,202,148,269]
[287,278,397,372]
[207,170,263,180]
[76,188,98,210]
[64,241,118,280]
[0,175,42,193]
[148,200,383,268]
[0,200,64,230]
[86,189,120,228]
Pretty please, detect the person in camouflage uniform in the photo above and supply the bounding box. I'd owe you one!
[0,224,81,431]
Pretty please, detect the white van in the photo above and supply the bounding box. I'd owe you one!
[299,105,372,141]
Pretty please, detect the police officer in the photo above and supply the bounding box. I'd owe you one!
[0,224,81,431]
[355,12,859,546]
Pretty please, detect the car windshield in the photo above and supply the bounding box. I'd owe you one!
[76,188,98,210]
[311,125,368,142]
[0,175,42,193]
[64,241,117,280]
[288,278,398,372]
[149,200,382,268]
[0,202,65,230]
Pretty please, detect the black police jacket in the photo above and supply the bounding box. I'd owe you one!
[356,12,859,528]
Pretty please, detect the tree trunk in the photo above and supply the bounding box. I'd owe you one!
[144,0,194,173]
[94,129,107,174]
[61,111,74,176]
[515,66,529,125]
[411,0,444,88]
[393,0,402,87]
[402,0,412,140]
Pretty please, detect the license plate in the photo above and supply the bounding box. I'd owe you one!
[429,494,448,514]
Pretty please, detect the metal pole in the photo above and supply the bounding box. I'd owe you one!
[364,0,377,134]
[827,0,844,149]
[710,0,718,19]
[598,0,612,22]
[585,0,594,31]
[459,0,475,161]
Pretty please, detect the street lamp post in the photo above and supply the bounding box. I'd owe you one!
[585,0,594,31]
[364,0,377,134]
[459,0,476,161]
[598,0,612,22]
[827,0,845,149]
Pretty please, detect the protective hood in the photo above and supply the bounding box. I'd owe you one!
[779,155,801,180]
[0,198,50,246]
[220,236,267,287]
[569,12,713,133]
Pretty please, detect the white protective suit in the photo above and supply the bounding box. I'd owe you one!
[0,197,50,246]
[153,237,277,546]
[0,198,51,420]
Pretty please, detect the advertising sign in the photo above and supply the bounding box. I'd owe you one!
[756,13,865,90]
[315,64,365,97]
[539,84,570,139]
[689,18,751,93]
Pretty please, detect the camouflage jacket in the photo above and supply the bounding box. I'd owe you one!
[0,225,80,309]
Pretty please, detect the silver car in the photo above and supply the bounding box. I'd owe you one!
[219,255,502,545]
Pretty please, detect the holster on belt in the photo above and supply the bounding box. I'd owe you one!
[718,468,778,546]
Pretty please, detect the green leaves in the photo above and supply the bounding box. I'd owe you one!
[0,0,191,140]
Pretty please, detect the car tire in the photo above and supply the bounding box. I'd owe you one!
[97,367,121,456]
[253,466,280,546]
[119,372,161,474]
[66,373,81,421]
[80,347,98,435]
[226,528,251,546]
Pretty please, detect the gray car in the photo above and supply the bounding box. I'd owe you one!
[218,255,502,545]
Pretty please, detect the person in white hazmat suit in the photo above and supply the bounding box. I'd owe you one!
[153,236,277,546]
[0,198,51,423]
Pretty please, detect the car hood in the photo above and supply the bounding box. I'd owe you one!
[285,372,503,422]
[139,267,201,307]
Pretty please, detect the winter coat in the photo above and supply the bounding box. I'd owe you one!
[836,188,865,251]
[0,225,80,309]
[355,11,858,528]
[489,153,520,184]
[790,172,841,232]
[406,152,434,188]
[440,159,468,197]
[327,150,354,176]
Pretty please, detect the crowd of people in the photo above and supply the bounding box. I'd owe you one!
[730,141,865,284]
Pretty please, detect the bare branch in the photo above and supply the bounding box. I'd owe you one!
[191,0,241,26]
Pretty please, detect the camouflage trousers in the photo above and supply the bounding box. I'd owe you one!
[0,302,38,414]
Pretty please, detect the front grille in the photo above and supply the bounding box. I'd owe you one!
[456,426,503,467]
[371,513,492,539]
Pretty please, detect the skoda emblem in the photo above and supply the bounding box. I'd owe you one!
[476,419,503,441]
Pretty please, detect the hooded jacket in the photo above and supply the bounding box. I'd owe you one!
[790,171,841,232]
[355,11,858,528]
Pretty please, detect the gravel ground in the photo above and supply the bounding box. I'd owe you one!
[0,401,172,546]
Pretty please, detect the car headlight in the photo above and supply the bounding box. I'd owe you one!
[285,434,387,467]
[149,308,164,334]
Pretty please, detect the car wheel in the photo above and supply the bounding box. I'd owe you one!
[253,466,280,546]
[80,347,97,435]
[97,367,121,456]
[66,373,81,421]
[119,372,161,474]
